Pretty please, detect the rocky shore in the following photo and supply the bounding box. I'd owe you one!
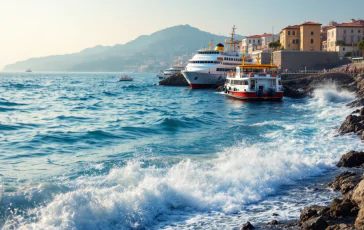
[158,73,189,86]
[241,71,364,230]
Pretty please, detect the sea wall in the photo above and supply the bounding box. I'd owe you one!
[273,50,342,71]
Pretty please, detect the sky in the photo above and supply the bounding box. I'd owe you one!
[0,0,363,70]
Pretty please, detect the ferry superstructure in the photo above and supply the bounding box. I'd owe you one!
[223,57,283,100]
[182,26,250,89]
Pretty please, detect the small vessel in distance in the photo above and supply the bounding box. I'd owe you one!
[118,75,133,81]
[223,57,283,100]
[156,65,186,80]
[25,69,32,72]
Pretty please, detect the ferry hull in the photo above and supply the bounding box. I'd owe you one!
[182,71,226,89]
[226,91,283,100]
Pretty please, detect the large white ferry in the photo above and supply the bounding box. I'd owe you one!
[182,26,249,89]
[156,65,186,80]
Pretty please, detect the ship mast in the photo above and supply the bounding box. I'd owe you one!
[225,25,240,52]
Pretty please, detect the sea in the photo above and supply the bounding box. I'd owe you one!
[0,72,363,229]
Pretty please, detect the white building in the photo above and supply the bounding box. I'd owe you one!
[241,33,279,55]
[326,23,364,53]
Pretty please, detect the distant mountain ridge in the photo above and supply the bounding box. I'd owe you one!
[3,25,245,72]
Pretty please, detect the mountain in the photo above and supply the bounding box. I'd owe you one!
[3,25,245,72]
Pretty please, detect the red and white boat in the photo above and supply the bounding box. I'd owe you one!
[223,58,283,100]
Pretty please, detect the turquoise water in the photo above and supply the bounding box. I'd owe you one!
[0,72,362,229]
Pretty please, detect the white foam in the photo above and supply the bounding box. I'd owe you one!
[2,87,363,229]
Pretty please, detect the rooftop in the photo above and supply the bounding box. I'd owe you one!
[300,21,322,26]
[282,25,300,30]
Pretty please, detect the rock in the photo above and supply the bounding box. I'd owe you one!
[361,107,364,116]
[301,216,328,230]
[159,73,189,86]
[330,198,358,217]
[347,98,364,108]
[351,109,360,114]
[351,180,364,229]
[241,221,254,230]
[336,151,364,168]
[299,205,330,224]
[327,171,362,194]
[355,208,364,229]
[272,213,279,216]
[338,115,364,135]
[352,179,364,208]
[326,223,355,230]
[268,220,279,225]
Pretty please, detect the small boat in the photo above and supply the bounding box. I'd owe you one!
[118,75,133,81]
[156,65,186,80]
[223,57,284,100]
[25,69,32,72]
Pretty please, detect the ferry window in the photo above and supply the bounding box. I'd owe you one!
[278,80,282,85]
[243,81,248,85]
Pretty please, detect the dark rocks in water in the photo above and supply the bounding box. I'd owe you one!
[158,73,189,86]
[299,205,330,224]
[268,220,279,225]
[338,115,364,138]
[241,221,254,229]
[272,213,279,216]
[347,98,364,108]
[336,151,364,168]
[300,216,328,230]
[361,107,364,116]
[282,73,356,99]
[327,171,363,194]
[351,109,360,114]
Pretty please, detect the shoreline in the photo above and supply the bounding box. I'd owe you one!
[242,71,364,230]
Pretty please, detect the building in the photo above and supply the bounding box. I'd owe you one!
[241,35,262,54]
[280,22,322,51]
[326,22,364,57]
[280,25,300,50]
[241,33,279,54]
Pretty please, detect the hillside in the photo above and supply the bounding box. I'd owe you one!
[3,25,244,72]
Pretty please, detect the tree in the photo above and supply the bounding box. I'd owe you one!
[336,40,346,46]
[269,40,281,51]
[358,40,364,57]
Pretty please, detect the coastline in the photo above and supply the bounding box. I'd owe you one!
[242,69,364,229]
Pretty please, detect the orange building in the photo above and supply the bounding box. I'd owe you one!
[280,22,322,51]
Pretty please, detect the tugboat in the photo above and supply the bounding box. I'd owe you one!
[223,57,283,100]
[118,75,133,81]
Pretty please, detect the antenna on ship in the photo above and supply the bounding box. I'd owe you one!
[208,39,214,50]
[225,25,240,52]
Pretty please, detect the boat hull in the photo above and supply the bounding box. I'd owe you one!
[182,71,226,89]
[225,91,283,100]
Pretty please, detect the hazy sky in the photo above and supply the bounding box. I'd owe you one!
[0,0,363,70]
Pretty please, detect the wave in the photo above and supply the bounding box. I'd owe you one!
[311,85,355,105]
[157,116,208,130]
[1,138,345,229]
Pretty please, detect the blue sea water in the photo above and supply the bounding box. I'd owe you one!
[0,72,363,229]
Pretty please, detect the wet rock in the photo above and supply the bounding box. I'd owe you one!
[241,221,254,229]
[361,107,364,116]
[301,216,328,230]
[159,73,189,86]
[351,109,360,114]
[338,115,364,135]
[336,151,364,168]
[347,98,364,108]
[268,220,279,225]
[355,208,364,229]
[299,205,329,224]
[272,213,279,216]
[351,179,364,229]
[327,171,362,194]
[326,223,355,230]
[330,198,359,217]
